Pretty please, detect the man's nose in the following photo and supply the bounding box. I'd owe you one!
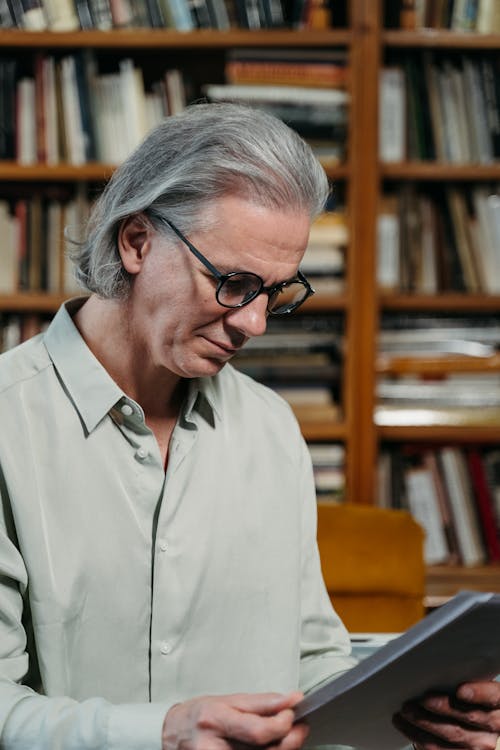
[225,293,269,338]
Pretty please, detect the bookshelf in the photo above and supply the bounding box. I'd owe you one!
[0,0,499,598]
[371,0,500,597]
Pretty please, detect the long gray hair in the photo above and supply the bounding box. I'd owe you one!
[71,102,330,298]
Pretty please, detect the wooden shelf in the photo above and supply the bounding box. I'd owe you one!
[378,425,500,443]
[0,28,353,49]
[377,353,500,375]
[380,294,500,312]
[383,30,500,49]
[302,293,348,312]
[0,162,116,181]
[381,163,500,180]
[0,161,349,182]
[299,420,347,442]
[426,565,500,602]
[0,293,69,312]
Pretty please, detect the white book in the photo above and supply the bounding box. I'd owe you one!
[378,67,406,163]
[0,201,17,293]
[204,84,349,107]
[119,59,148,157]
[309,213,348,246]
[165,69,186,116]
[63,186,89,294]
[486,194,500,278]
[377,198,400,291]
[2,316,22,352]
[437,64,462,163]
[60,56,86,165]
[16,77,37,165]
[42,0,79,29]
[462,57,494,164]
[439,447,485,567]
[404,466,450,565]
[471,187,500,293]
[418,196,438,294]
[476,0,500,32]
[46,200,63,292]
[42,56,59,165]
[301,245,344,274]
[308,443,345,466]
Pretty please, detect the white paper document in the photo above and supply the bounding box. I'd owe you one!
[295,590,500,750]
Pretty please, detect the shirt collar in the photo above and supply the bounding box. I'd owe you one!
[44,298,221,433]
[43,298,125,434]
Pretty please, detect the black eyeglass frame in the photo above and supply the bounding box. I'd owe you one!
[151,214,315,315]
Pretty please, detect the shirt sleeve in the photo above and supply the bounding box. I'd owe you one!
[0,500,168,750]
[296,438,358,693]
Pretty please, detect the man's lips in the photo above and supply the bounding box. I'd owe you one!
[203,337,239,356]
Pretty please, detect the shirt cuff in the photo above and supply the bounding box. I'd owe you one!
[107,701,169,750]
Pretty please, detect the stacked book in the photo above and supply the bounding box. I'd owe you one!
[205,48,350,168]
[376,372,500,427]
[308,442,345,503]
[231,313,343,423]
[300,210,347,296]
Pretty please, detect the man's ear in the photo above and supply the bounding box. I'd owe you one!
[118,215,152,275]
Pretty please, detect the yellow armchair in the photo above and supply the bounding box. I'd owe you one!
[317,503,426,633]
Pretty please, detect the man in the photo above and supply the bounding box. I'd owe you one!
[0,103,498,750]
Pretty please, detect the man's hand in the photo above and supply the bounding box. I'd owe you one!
[393,680,500,750]
[162,691,309,750]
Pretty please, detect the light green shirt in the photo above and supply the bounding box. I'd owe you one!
[0,299,355,750]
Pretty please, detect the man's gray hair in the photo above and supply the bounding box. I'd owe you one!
[71,102,330,299]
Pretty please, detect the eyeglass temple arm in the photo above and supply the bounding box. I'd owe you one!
[158,216,223,280]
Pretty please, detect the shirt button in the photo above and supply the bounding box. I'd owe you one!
[160,642,171,655]
[121,404,134,416]
[158,539,168,552]
[136,448,148,460]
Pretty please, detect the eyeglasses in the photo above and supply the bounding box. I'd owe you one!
[153,215,314,315]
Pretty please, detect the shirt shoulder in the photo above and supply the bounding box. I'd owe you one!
[211,364,301,432]
[0,335,51,398]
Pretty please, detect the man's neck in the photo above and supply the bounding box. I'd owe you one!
[72,294,184,420]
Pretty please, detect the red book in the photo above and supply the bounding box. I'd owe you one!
[467,449,500,563]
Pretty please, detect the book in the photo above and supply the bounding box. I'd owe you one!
[295,590,500,750]
[439,447,485,567]
[42,0,79,29]
[377,195,400,291]
[476,0,500,32]
[378,66,406,163]
[0,201,17,293]
[16,77,37,165]
[423,450,461,564]
[0,59,17,159]
[404,464,450,564]
[225,49,348,88]
[466,449,500,563]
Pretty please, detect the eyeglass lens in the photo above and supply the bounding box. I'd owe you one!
[217,273,307,314]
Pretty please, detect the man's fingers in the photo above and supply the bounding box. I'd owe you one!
[457,683,500,711]
[396,703,499,750]
[229,692,304,716]
[216,706,295,746]
[419,694,500,733]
